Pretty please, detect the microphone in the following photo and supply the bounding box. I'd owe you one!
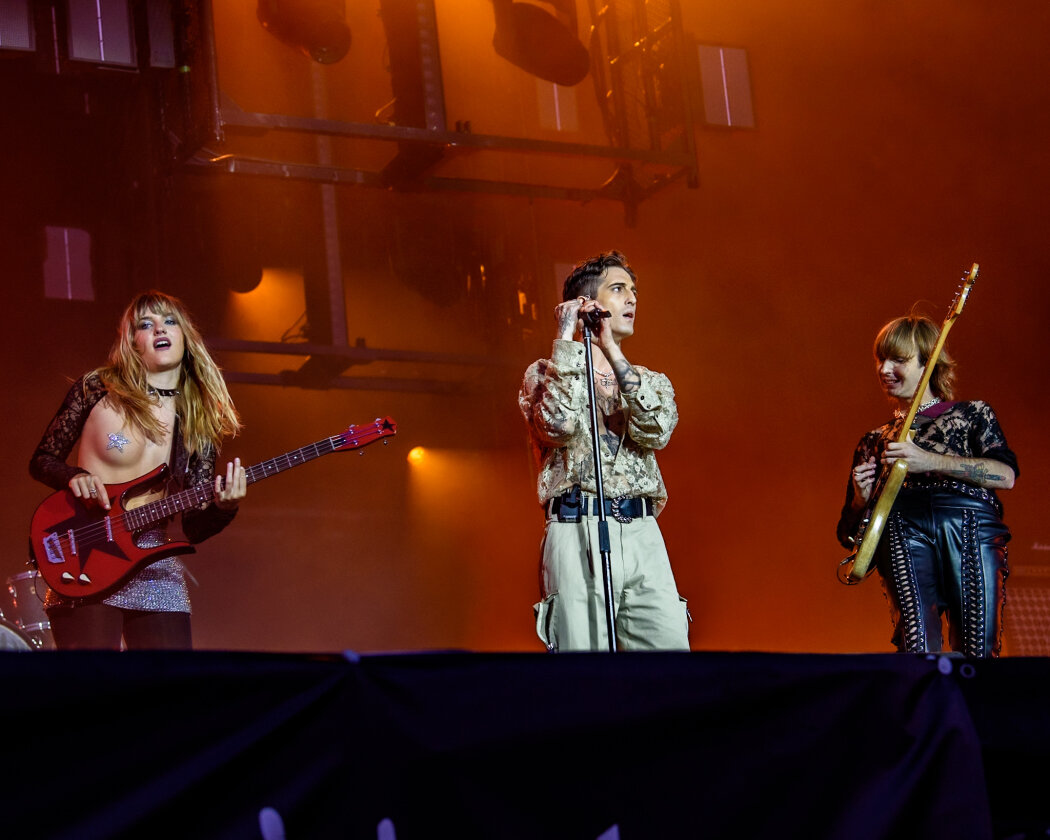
[580,309,611,330]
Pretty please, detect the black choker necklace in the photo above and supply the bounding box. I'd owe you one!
[148,386,180,398]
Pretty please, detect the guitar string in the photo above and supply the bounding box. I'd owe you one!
[44,429,388,587]
[45,422,393,559]
[45,432,381,554]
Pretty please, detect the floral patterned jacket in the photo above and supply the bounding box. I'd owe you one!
[519,339,678,515]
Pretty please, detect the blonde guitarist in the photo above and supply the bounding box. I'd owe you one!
[836,314,1017,657]
[29,291,247,650]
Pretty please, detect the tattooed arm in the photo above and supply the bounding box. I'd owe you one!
[602,343,642,394]
[882,440,1016,489]
[882,401,1018,490]
[939,457,1016,489]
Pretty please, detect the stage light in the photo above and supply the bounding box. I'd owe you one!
[256,0,352,65]
[407,446,426,465]
[491,0,590,87]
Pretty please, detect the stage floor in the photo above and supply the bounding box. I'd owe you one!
[2,650,1046,839]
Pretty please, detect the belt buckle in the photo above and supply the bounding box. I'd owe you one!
[611,496,633,524]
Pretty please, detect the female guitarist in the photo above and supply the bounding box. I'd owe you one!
[836,314,1017,657]
[29,291,247,650]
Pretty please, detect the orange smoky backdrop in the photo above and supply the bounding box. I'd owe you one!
[1,1,1048,654]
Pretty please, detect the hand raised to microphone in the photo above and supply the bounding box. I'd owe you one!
[580,307,611,331]
[555,297,611,341]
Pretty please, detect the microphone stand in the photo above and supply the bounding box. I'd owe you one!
[581,319,617,652]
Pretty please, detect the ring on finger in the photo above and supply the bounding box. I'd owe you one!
[89,488,97,497]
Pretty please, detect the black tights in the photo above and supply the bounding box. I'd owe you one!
[47,603,192,650]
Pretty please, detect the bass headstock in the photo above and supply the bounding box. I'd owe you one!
[332,417,398,452]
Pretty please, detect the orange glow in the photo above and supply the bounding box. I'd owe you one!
[407,446,427,465]
[224,268,306,341]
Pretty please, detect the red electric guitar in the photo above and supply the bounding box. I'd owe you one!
[29,417,397,601]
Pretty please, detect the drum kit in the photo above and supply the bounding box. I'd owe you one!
[0,570,55,651]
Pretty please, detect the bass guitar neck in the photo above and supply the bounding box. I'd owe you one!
[30,417,397,600]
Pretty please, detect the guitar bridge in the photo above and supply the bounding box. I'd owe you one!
[42,532,69,565]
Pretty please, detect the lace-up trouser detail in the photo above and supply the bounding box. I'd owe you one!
[886,515,926,653]
[877,489,1010,658]
[960,510,986,658]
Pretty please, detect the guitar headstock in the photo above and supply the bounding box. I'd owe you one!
[333,417,398,452]
[948,262,979,319]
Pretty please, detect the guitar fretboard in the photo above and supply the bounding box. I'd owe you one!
[120,432,372,532]
[244,436,343,486]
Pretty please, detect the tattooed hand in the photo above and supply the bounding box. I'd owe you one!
[555,298,586,340]
[555,297,613,341]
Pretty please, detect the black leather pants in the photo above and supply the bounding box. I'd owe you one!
[876,489,1010,658]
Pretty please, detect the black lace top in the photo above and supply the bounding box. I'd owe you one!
[836,400,1019,548]
[29,374,237,546]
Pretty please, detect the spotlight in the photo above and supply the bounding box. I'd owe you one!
[257,0,352,65]
[407,446,426,465]
[491,0,589,87]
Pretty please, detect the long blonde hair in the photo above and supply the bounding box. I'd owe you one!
[90,291,241,456]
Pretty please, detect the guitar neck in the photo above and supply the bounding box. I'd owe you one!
[893,262,978,441]
[893,321,955,442]
[243,436,345,486]
[123,435,347,530]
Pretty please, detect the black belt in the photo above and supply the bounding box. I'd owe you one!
[548,493,654,523]
[901,478,1003,516]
